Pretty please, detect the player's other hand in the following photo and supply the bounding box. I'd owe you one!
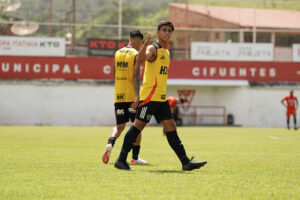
[130,102,138,110]
[131,97,139,110]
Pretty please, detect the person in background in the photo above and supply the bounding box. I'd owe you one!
[162,96,185,135]
[281,90,298,130]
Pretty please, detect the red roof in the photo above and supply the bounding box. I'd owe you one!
[170,3,300,29]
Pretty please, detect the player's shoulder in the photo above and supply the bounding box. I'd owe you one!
[283,95,289,99]
[151,41,162,49]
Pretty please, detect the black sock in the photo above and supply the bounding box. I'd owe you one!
[287,118,290,127]
[117,126,140,162]
[132,145,140,160]
[166,130,190,165]
[108,137,116,147]
[294,117,297,128]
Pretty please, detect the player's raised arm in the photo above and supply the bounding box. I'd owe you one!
[136,32,154,65]
[131,33,154,109]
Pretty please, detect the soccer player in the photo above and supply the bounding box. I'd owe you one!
[281,90,298,130]
[168,96,185,113]
[101,30,152,164]
[163,96,185,135]
[114,21,207,171]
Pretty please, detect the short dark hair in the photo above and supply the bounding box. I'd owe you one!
[157,21,174,32]
[130,30,143,40]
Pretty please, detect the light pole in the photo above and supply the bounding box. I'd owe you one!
[118,0,122,40]
[253,0,257,43]
[72,0,76,55]
[48,0,52,37]
[185,0,189,59]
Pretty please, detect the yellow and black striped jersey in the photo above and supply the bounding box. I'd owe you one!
[114,47,138,103]
[140,42,170,102]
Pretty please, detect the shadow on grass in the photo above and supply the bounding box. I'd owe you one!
[129,163,154,168]
[105,163,153,167]
[148,170,185,174]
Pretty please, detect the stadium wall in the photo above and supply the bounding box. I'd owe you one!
[0,82,298,127]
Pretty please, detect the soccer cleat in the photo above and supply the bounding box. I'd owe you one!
[114,160,131,170]
[182,160,207,171]
[130,157,148,164]
[101,144,112,164]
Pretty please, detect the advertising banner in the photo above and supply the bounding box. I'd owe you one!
[292,44,300,62]
[0,56,113,80]
[168,60,300,82]
[88,39,128,57]
[0,36,65,57]
[191,42,274,61]
[1,56,299,82]
[88,38,174,57]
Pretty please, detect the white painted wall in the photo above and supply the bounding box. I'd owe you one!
[0,82,114,126]
[0,82,299,127]
[166,85,299,127]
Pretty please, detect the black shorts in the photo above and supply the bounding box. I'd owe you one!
[136,101,173,123]
[114,102,136,125]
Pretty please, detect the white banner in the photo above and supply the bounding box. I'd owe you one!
[191,42,274,61]
[292,44,300,62]
[0,36,65,57]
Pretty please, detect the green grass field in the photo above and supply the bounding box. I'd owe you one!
[0,126,299,200]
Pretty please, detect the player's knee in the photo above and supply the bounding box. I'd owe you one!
[133,120,146,131]
[116,124,125,133]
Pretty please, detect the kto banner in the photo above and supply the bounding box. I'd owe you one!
[88,38,174,57]
[292,44,300,62]
[0,56,299,82]
[88,39,128,57]
[0,36,66,57]
[191,42,274,61]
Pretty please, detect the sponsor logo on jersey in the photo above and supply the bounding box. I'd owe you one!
[159,66,168,75]
[161,94,166,100]
[116,77,127,80]
[160,55,165,60]
[116,93,125,100]
[116,109,125,115]
[146,114,152,121]
[128,107,136,113]
[116,61,128,68]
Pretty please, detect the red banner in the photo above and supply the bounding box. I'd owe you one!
[1,56,300,82]
[0,56,113,80]
[169,60,300,82]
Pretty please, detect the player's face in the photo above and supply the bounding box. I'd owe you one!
[137,39,143,50]
[157,25,173,42]
[132,38,143,50]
